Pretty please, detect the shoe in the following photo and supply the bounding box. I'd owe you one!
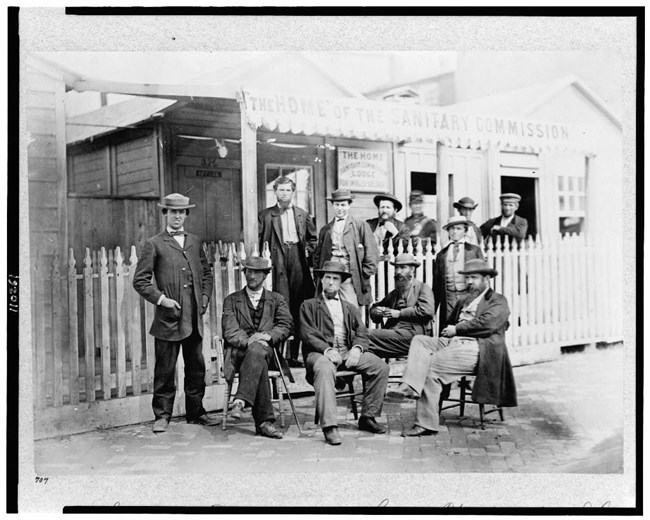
[152,418,169,433]
[358,416,387,434]
[188,413,219,426]
[323,426,342,445]
[229,401,244,421]
[386,383,418,402]
[256,421,284,439]
[401,425,436,437]
[287,358,304,368]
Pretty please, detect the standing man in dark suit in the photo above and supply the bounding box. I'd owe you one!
[258,176,317,367]
[133,193,216,433]
[221,256,293,439]
[366,193,411,256]
[300,262,390,445]
[388,259,517,436]
[368,253,435,359]
[404,190,438,251]
[313,189,379,309]
[452,196,482,247]
[434,216,484,333]
[480,193,528,244]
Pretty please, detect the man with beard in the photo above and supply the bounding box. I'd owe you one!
[366,193,410,256]
[300,261,390,445]
[434,216,484,333]
[387,259,518,436]
[258,176,317,367]
[480,193,528,244]
[367,253,435,359]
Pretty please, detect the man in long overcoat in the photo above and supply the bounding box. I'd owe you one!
[221,256,293,439]
[434,216,484,333]
[365,193,410,256]
[133,193,216,433]
[480,193,528,244]
[388,259,517,436]
[258,175,317,367]
[313,189,379,308]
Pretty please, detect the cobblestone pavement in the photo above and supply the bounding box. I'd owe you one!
[34,346,625,475]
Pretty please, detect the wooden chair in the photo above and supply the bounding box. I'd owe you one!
[214,337,286,430]
[438,375,504,429]
[314,370,363,425]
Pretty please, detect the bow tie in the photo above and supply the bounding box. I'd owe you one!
[169,230,186,237]
[335,218,346,222]
[325,294,340,300]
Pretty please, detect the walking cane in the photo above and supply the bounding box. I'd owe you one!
[272,347,304,435]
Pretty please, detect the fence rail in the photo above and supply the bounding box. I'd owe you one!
[31,233,623,410]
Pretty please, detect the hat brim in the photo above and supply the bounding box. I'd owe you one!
[390,260,421,267]
[458,268,498,277]
[313,268,352,280]
[158,203,196,209]
[373,194,403,213]
[327,196,355,202]
[453,202,478,210]
[243,265,272,272]
[443,220,472,230]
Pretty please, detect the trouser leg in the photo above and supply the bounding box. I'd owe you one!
[284,245,311,360]
[307,352,338,429]
[234,342,276,425]
[347,352,389,418]
[401,335,448,395]
[152,339,181,420]
[181,331,207,421]
[367,329,414,358]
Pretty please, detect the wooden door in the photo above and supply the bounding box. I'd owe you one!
[439,147,488,225]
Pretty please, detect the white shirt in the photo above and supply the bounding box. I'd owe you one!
[459,286,490,322]
[499,214,515,228]
[278,203,299,243]
[245,287,264,309]
[166,226,185,248]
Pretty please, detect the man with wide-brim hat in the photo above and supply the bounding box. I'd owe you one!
[366,193,410,256]
[434,216,484,333]
[388,257,517,437]
[314,189,379,308]
[221,255,294,439]
[479,193,528,244]
[451,196,482,246]
[300,260,390,445]
[367,253,435,359]
[134,193,216,432]
[404,190,438,250]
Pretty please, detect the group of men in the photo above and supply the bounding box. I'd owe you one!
[133,182,521,445]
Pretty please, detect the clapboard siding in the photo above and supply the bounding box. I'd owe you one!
[115,132,157,196]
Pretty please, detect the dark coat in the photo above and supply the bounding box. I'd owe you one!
[299,294,369,384]
[449,289,517,407]
[433,242,484,331]
[369,279,435,336]
[258,204,316,302]
[366,216,411,254]
[404,214,438,247]
[221,288,294,383]
[313,216,379,306]
[480,214,528,242]
[133,231,213,341]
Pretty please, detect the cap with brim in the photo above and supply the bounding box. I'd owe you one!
[443,215,472,230]
[453,196,478,210]
[499,193,521,203]
[314,260,352,280]
[327,189,355,202]
[242,256,272,272]
[158,193,196,209]
[390,253,421,267]
[373,193,403,213]
[458,259,498,277]
[409,190,424,203]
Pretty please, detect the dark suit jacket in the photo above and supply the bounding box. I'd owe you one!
[299,294,369,384]
[133,231,213,341]
[366,217,411,254]
[433,242,484,332]
[369,279,435,336]
[448,288,517,407]
[404,214,438,246]
[313,216,379,306]
[480,214,528,242]
[221,288,293,382]
[258,204,316,303]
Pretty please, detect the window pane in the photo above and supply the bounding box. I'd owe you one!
[578,177,585,192]
[559,195,566,211]
[558,176,564,191]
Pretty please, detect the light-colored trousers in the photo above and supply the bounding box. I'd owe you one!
[401,335,479,431]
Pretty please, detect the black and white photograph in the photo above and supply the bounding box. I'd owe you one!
[13,7,639,512]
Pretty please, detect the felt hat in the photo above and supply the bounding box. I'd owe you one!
[453,196,478,210]
[443,215,472,230]
[458,258,498,277]
[390,253,421,267]
[499,193,521,203]
[409,190,424,203]
[373,193,403,213]
[242,256,272,272]
[313,260,352,280]
[327,189,355,202]
[157,193,196,209]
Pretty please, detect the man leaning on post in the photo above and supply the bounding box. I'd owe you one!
[133,193,217,433]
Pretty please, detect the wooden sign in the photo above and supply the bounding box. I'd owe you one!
[337,147,390,193]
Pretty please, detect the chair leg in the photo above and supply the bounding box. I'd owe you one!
[275,376,285,428]
[314,409,320,426]
[479,403,485,430]
[498,407,504,422]
[348,379,359,420]
[459,377,466,418]
[222,382,232,430]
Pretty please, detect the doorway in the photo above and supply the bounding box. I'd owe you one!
[500,176,538,238]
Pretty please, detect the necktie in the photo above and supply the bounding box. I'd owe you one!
[325,294,340,300]
[169,230,185,237]
[452,242,460,261]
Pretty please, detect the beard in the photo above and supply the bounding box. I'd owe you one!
[394,272,413,293]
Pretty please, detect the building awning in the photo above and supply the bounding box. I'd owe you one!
[241,89,591,153]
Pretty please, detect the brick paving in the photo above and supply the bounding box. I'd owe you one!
[34,345,624,475]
